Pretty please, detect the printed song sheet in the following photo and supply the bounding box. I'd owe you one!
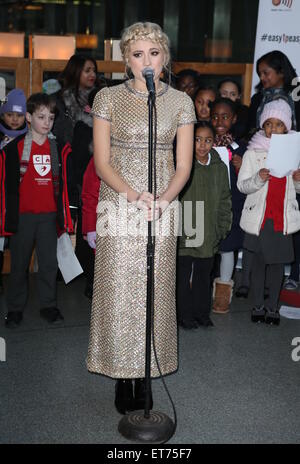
[266,133,300,178]
[214,147,231,187]
[57,233,83,284]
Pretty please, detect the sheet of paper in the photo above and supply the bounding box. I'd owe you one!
[280,305,300,320]
[266,133,300,178]
[57,233,83,284]
[0,237,4,251]
[214,147,231,187]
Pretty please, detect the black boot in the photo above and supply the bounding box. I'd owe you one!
[265,309,280,326]
[114,379,134,414]
[133,378,153,411]
[5,311,23,328]
[235,285,249,299]
[251,306,265,323]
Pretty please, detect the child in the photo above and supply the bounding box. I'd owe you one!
[176,69,201,100]
[218,78,241,102]
[210,98,246,313]
[217,78,249,139]
[2,93,75,328]
[81,154,101,300]
[72,87,102,299]
[0,89,27,149]
[0,88,28,294]
[177,122,232,329]
[81,157,101,252]
[237,99,300,325]
[194,86,216,122]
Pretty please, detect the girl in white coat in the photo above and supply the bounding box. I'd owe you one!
[237,99,300,325]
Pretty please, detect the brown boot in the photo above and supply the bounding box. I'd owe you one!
[212,278,234,314]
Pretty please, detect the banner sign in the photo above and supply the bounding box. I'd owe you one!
[252,0,300,96]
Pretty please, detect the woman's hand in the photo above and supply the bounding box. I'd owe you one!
[293,169,300,182]
[87,231,97,249]
[152,197,169,221]
[134,191,154,221]
[134,192,169,221]
[259,168,270,182]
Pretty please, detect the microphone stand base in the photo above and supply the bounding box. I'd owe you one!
[118,410,175,444]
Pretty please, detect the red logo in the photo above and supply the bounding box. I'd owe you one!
[33,154,51,176]
[272,0,293,7]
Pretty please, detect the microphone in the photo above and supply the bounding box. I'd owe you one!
[142,67,155,95]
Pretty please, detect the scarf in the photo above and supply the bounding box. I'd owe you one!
[256,88,297,130]
[247,130,271,151]
[0,120,28,149]
[20,130,60,199]
[247,129,297,151]
[63,87,93,128]
[214,133,234,147]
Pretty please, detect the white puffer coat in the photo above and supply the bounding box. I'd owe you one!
[237,149,300,236]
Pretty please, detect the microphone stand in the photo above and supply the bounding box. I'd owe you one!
[118,88,175,443]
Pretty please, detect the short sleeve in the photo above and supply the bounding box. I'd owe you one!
[178,93,196,127]
[91,87,112,122]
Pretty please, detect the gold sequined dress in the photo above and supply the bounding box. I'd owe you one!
[87,80,195,378]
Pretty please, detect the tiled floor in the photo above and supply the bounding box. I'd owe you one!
[0,272,299,444]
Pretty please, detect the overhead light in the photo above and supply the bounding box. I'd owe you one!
[0,33,25,58]
[25,5,43,10]
[32,35,75,59]
[76,34,98,49]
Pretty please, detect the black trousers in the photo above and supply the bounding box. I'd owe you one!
[177,255,215,323]
[251,251,284,310]
[7,213,58,312]
[289,230,300,281]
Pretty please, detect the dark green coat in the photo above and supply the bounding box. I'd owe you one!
[178,149,232,258]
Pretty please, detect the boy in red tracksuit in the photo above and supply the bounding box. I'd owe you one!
[1,93,75,328]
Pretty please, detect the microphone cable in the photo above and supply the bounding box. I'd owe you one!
[149,98,178,443]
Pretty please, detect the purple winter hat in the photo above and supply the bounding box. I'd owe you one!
[0,88,26,115]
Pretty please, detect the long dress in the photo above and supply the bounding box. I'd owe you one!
[86,80,196,379]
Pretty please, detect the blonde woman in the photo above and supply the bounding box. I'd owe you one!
[87,22,196,414]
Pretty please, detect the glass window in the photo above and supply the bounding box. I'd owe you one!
[0,71,16,93]
[0,0,259,63]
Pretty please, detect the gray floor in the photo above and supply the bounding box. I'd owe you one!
[0,272,299,444]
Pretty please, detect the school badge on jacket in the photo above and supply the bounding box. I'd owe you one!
[33,154,51,177]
